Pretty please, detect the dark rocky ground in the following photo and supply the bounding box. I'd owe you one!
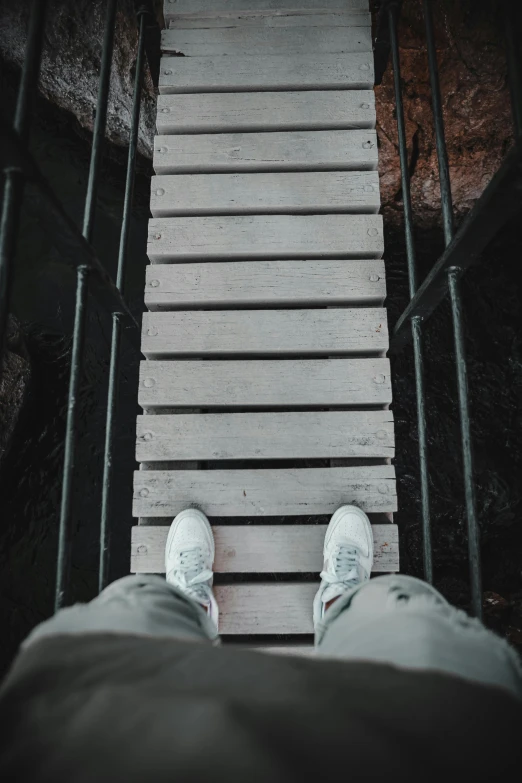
[0,0,521,673]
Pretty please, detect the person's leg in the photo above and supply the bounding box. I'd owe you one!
[313,506,522,699]
[24,509,219,649]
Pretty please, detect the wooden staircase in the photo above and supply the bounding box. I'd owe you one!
[131,0,398,651]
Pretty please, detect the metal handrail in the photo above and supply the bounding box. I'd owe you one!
[379,0,522,618]
[0,0,158,611]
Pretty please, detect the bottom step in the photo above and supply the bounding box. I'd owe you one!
[215,583,317,635]
[231,642,315,657]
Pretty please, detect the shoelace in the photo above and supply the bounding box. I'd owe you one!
[167,547,213,605]
[319,543,362,605]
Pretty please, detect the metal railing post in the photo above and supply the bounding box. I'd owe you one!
[99,9,149,592]
[504,0,522,141]
[55,0,119,612]
[0,0,48,362]
[422,0,482,617]
[388,2,432,582]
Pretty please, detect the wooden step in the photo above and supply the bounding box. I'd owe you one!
[138,358,391,409]
[136,411,394,461]
[153,130,378,174]
[169,12,371,29]
[162,26,371,56]
[133,466,397,517]
[165,0,369,21]
[131,524,399,573]
[150,172,380,217]
[144,261,386,309]
[157,91,375,134]
[243,643,314,656]
[215,583,317,635]
[136,411,394,462]
[147,215,384,262]
[159,53,374,93]
[141,308,388,358]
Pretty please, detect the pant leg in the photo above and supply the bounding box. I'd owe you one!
[315,574,522,699]
[23,575,219,649]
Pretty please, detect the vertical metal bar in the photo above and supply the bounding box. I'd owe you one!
[448,269,482,614]
[423,0,482,617]
[83,0,119,242]
[99,11,148,592]
[388,2,433,583]
[423,0,453,246]
[0,0,48,360]
[55,264,89,611]
[55,0,118,612]
[504,0,522,141]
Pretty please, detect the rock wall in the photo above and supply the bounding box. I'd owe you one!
[376,0,513,226]
[0,0,513,222]
[0,0,158,159]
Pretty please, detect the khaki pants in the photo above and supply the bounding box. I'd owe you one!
[24,573,522,699]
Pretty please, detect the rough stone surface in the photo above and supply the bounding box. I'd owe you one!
[0,0,157,158]
[0,317,31,468]
[0,0,512,214]
[376,0,512,226]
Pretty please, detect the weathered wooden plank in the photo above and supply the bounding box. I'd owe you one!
[156,92,376,134]
[165,1,369,22]
[244,644,314,656]
[216,583,317,634]
[168,12,371,29]
[138,358,392,409]
[162,26,371,56]
[158,53,374,93]
[131,524,399,573]
[144,260,386,309]
[153,130,378,174]
[135,411,395,462]
[150,172,380,217]
[147,215,384,262]
[133,466,397,517]
[141,309,388,358]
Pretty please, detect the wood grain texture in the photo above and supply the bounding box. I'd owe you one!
[168,12,371,29]
[131,523,399,573]
[147,215,384,262]
[162,26,371,56]
[150,171,380,217]
[135,410,394,461]
[215,582,317,634]
[144,260,386,309]
[138,358,392,408]
[165,1,369,21]
[156,91,376,134]
[133,465,397,517]
[153,130,378,174]
[158,53,374,93]
[141,309,388,358]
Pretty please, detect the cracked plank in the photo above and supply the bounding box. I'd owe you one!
[153,130,378,174]
[157,91,375,134]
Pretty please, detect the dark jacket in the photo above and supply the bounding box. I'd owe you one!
[0,633,520,782]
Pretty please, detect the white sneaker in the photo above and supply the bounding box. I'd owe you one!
[313,505,374,630]
[165,509,219,630]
